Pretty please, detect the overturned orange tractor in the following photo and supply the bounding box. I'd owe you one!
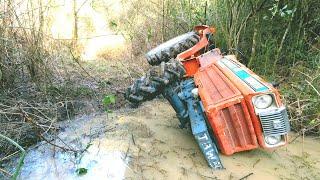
[125,26,290,169]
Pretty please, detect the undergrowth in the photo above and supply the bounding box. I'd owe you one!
[0,0,319,178]
[110,0,320,135]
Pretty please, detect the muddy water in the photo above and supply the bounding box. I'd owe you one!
[17,100,320,180]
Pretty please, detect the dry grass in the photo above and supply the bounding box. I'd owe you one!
[0,0,140,163]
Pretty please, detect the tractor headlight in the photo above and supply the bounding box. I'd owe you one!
[253,94,273,109]
[265,135,281,145]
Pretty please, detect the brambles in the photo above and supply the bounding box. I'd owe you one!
[282,64,320,135]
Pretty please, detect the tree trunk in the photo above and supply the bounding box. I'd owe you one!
[73,0,78,44]
[248,15,259,68]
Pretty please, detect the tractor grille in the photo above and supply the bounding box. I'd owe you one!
[258,107,290,136]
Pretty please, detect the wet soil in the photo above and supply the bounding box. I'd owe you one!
[16,99,320,180]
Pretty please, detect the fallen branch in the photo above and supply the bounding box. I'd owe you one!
[0,134,25,180]
[0,151,19,162]
[18,106,80,153]
[38,133,78,153]
[239,172,253,180]
[0,168,12,177]
[131,134,136,146]
[305,80,320,97]
[290,121,320,144]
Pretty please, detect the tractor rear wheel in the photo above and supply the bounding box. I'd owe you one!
[125,60,185,104]
[145,32,200,66]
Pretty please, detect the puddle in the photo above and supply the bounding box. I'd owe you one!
[16,113,131,180]
[19,147,128,180]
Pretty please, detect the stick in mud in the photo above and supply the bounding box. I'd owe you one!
[239,172,254,180]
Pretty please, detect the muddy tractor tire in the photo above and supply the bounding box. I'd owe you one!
[125,60,186,104]
[145,32,200,66]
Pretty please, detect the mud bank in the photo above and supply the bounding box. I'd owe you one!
[16,100,320,180]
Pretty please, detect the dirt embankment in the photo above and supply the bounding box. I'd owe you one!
[16,99,320,180]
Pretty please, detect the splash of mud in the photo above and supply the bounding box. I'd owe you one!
[16,100,320,179]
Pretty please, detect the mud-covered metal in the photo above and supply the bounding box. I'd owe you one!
[179,79,223,169]
[259,107,290,136]
[125,59,186,104]
[162,84,189,128]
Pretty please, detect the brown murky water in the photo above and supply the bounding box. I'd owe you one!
[18,99,320,180]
